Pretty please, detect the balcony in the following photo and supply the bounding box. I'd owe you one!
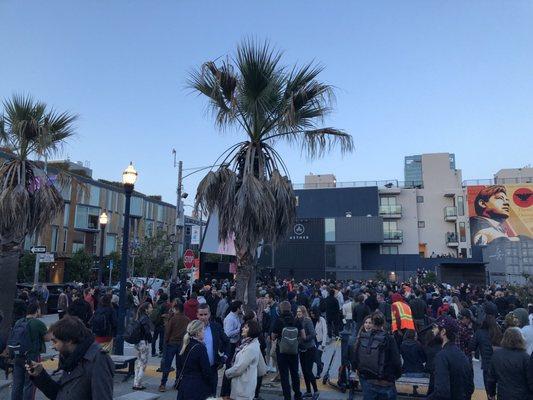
[379,205,402,218]
[444,206,457,222]
[384,229,403,244]
[445,232,459,247]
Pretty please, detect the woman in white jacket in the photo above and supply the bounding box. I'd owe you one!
[310,307,328,379]
[225,320,267,400]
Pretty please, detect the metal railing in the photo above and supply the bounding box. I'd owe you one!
[293,180,424,190]
[384,230,403,241]
[445,232,458,244]
[444,206,457,219]
[463,177,533,186]
[379,205,402,216]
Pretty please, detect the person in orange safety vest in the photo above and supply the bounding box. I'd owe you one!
[391,293,415,333]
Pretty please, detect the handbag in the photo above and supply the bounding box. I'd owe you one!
[173,343,199,390]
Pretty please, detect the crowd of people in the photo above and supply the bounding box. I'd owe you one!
[4,276,533,400]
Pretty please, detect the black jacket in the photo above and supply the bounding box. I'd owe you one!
[138,314,153,342]
[429,342,474,400]
[68,299,92,325]
[205,321,229,368]
[409,297,428,321]
[176,338,214,400]
[400,338,426,373]
[353,303,371,332]
[324,295,339,319]
[470,328,494,370]
[486,347,532,400]
[91,306,117,337]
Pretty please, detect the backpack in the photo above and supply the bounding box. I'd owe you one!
[124,319,143,344]
[356,330,387,378]
[91,309,109,336]
[7,318,32,358]
[279,326,299,355]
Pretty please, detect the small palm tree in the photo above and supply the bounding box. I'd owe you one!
[0,94,77,338]
[190,40,353,307]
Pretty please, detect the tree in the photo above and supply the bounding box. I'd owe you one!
[0,94,77,338]
[135,230,175,279]
[190,40,353,307]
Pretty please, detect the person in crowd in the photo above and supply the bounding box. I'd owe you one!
[296,306,319,399]
[352,312,401,399]
[40,284,49,315]
[364,289,379,313]
[225,320,267,400]
[67,290,92,326]
[325,289,340,339]
[400,329,427,377]
[132,302,153,390]
[196,303,228,397]
[57,289,69,320]
[26,316,113,400]
[221,301,244,397]
[429,317,474,400]
[159,300,189,392]
[409,291,428,333]
[184,292,200,321]
[10,302,48,400]
[377,293,392,330]
[353,294,371,335]
[391,293,415,347]
[342,292,354,331]
[83,288,95,314]
[272,300,305,400]
[242,310,267,400]
[457,309,474,362]
[151,292,170,357]
[175,320,213,400]
[420,323,441,396]
[487,327,533,400]
[522,306,533,355]
[216,291,229,323]
[90,293,117,353]
[450,296,463,318]
[472,314,503,397]
[12,292,29,327]
[310,307,327,379]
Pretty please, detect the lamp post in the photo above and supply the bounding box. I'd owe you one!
[98,211,109,286]
[115,162,138,355]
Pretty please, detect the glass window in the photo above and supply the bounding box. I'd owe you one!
[63,203,70,227]
[459,222,466,242]
[106,190,113,212]
[50,226,59,252]
[72,243,85,252]
[62,228,68,252]
[380,245,399,255]
[89,185,100,207]
[130,197,143,217]
[105,234,117,255]
[145,220,154,237]
[416,196,424,203]
[325,218,335,242]
[157,205,164,222]
[383,221,397,231]
[74,205,88,229]
[325,244,336,268]
[418,221,425,228]
[380,197,397,206]
[457,196,465,216]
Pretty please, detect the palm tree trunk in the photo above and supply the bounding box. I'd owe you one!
[235,263,257,311]
[0,244,21,340]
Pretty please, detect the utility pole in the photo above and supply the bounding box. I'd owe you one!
[172,150,183,281]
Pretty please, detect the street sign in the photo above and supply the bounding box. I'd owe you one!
[30,246,47,254]
[109,260,114,270]
[183,249,195,269]
[40,253,54,263]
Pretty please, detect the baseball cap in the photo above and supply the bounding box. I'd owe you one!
[436,316,460,336]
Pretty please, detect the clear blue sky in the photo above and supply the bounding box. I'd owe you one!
[1,1,532,204]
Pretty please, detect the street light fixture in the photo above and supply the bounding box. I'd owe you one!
[98,210,109,285]
[116,162,137,355]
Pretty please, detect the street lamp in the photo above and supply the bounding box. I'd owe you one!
[116,162,137,355]
[98,210,109,286]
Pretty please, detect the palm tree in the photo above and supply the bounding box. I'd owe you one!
[0,94,77,338]
[190,40,354,307]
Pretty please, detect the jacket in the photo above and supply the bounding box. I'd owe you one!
[400,338,426,373]
[298,317,316,350]
[68,299,92,325]
[429,342,474,400]
[138,314,153,342]
[176,338,214,400]
[353,303,371,332]
[91,306,117,338]
[470,328,494,370]
[324,295,340,318]
[31,342,114,400]
[184,298,199,321]
[164,313,190,345]
[225,338,266,400]
[206,321,229,367]
[314,316,328,345]
[486,347,533,400]
[409,297,428,321]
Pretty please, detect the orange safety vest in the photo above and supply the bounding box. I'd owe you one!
[391,301,415,332]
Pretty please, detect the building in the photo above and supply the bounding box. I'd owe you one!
[0,150,176,283]
[303,173,336,189]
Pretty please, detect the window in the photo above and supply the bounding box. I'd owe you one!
[416,196,424,203]
[88,185,100,207]
[50,226,59,252]
[62,228,68,252]
[380,196,397,206]
[325,218,335,241]
[459,222,466,242]
[457,196,465,216]
[418,221,425,228]
[106,190,113,212]
[63,203,70,227]
[295,196,299,206]
[130,197,143,217]
[383,221,398,232]
[74,205,100,230]
[105,234,117,255]
[145,220,154,237]
[380,245,399,255]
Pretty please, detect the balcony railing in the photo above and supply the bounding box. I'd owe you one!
[293,180,424,190]
[444,206,457,221]
[445,232,459,246]
[379,205,402,217]
[384,230,403,243]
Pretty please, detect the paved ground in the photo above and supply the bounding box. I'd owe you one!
[31,314,488,399]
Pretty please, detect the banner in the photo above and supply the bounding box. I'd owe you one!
[191,225,201,245]
[467,184,532,245]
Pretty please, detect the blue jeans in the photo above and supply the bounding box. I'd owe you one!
[160,343,181,386]
[360,378,397,400]
[11,357,37,400]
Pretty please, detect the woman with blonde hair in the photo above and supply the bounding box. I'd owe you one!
[175,320,213,400]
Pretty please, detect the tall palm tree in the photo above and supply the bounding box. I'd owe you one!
[0,94,77,338]
[190,41,354,307]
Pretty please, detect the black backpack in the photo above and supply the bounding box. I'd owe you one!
[7,318,31,358]
[124,319,143,344]
[91,309,109,337]
[356,330,387,378]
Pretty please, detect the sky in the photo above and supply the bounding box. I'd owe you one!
[1,1,532,204]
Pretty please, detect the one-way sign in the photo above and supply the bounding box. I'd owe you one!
[30,246,47,254]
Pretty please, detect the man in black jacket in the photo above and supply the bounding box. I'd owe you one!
[67,291,92,326]
[353,294,371,334]
[409,291,428,332]
[352,313,401,399]
[429,316,474,400]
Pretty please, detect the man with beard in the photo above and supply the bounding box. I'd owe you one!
[27,316,113,400]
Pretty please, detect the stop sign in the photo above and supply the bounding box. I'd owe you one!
[183,249,195,269]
